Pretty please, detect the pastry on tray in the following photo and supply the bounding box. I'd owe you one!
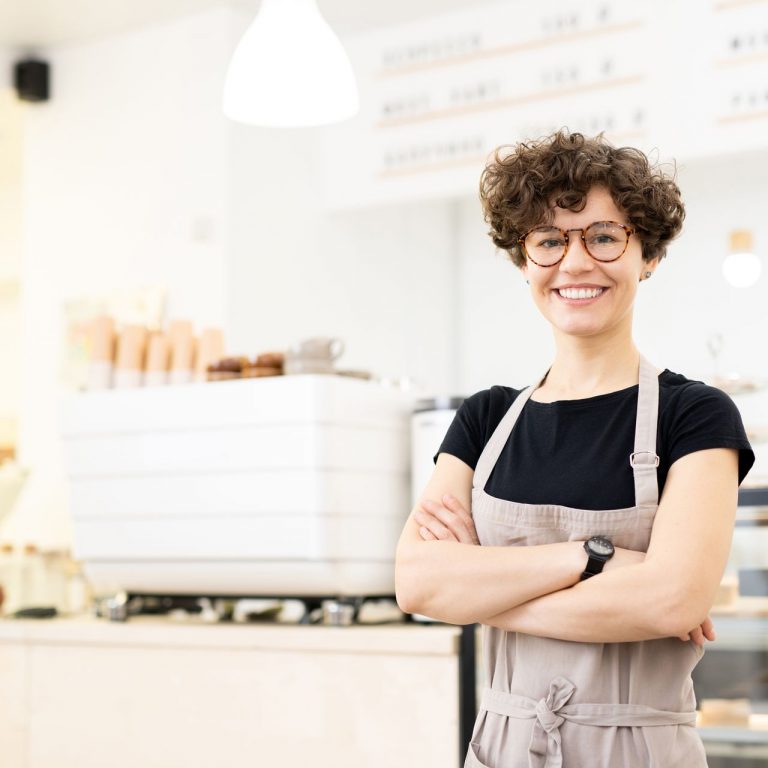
[207,356,249,381]
[241,366,283,378]
[253,351,285,369]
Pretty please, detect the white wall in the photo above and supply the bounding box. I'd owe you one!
[0,48,15,88]
[0,49,24,448]
[20,6,233,459]
[227,121,459,393]
[224,8,459,396]
[649,153,768,382]
[14,9,234,546]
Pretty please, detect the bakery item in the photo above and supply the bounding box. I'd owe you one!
[241,366,282,378]
[253,352,285,369]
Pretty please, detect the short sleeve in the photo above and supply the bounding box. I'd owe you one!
[432,389,491,469]
[666,384,755,485]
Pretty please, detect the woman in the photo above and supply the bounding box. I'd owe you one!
[395,130,755,767]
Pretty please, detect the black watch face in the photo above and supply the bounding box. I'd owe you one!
[588,537,613,556]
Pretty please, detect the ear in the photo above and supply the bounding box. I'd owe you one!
[643,255,660,278]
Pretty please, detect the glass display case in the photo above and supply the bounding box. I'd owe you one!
[694,487,768,767]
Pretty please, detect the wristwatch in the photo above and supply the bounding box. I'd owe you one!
[580,536,615,581]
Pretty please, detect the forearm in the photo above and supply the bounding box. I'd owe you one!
[395,539,584,625]
[484,560,689,642]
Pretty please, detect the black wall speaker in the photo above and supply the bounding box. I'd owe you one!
[14,59,50,102]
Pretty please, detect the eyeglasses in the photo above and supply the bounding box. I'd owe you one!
[518,221,635,267]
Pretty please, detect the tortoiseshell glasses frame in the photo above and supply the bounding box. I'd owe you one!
[518,221,636,267]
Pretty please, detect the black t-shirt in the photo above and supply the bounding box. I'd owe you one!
[435,369,755,510]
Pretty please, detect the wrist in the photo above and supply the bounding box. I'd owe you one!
[604,546,646,572]
[580,536,615,581]
[572,540,588,583]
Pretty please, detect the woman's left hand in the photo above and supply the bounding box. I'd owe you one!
[678,615,716,646]
[414,494,479,545]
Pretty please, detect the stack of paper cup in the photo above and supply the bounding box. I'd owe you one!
[144,333,170,387]
[195,328,225,382]
[87,316,115,390]
[113,325,147,389]
[169,320,196,385]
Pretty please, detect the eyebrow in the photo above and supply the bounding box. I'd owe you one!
[543,220,629,229]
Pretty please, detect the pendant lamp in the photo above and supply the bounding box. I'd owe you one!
[222,0,359,127]
[722,230,761,288]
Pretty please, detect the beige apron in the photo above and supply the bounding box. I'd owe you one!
[465,355,708,768]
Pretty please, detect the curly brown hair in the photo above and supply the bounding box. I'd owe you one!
[479,129,685,268]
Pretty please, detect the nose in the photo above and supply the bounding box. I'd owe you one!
[559,231,594,274]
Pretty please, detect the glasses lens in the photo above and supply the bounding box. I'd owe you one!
[524,227,566,265]
[584,222,628,261]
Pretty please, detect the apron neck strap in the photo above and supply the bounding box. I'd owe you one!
[472,367,549,492]
[631,354,660,509]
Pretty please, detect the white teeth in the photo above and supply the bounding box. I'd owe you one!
[558,287,604,300]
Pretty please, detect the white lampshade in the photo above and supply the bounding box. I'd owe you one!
[722,230,762,288]
[722,251,762,288]
[223,0,359,127]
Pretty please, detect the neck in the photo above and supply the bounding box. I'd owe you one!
[539,330,642,399]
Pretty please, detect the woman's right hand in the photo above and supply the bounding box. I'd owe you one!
[677,616,716,646]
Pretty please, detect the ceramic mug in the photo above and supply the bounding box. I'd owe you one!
[291,337,344,360]
[284,337,344,375]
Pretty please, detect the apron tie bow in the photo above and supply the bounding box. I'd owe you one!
[528,676,576,768]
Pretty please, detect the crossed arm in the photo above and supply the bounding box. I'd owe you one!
[394,448,739,644]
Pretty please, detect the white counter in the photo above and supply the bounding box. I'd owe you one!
[0,616,464,768]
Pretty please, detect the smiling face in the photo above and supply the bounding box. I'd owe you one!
[520,186,658,342]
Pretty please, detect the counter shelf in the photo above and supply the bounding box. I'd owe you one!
[694,486,768,766]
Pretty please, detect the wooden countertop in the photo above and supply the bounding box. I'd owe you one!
[0,614,463,655]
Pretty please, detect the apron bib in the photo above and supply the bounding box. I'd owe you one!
[464,355,707,768]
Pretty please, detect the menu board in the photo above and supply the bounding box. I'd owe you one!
[322,0,768,209]
[708,0,768,149]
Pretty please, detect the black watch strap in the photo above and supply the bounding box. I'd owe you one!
[580,536,614,581]
[580,557,605,581]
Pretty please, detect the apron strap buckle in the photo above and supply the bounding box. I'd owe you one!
[629,451,660,468]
